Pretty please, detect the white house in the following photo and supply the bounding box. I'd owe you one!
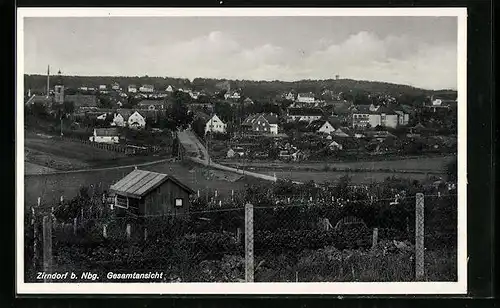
[99,85,107,91]
[96,113,107,121]
[89,128,120,144]
[284,92,295,101]
[297,93,315,103]
[111,113,126,127]
[139,84,154,93]
[224,91,241,100]
[128,111,146,129]
[166,85,174,92]
[205,114,227,134]
[112,83,120,90]
[128,85,137,93]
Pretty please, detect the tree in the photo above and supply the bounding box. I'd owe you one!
[164,94,194,131]
[444,157,457,182]
[191,117,206,139]
[63,101,75,114]
[214,102,234,123]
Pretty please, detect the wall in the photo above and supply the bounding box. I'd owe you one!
[89,136,120,144]
[143,180,191,216]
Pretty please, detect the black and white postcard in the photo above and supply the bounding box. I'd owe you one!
[16,7,467,294]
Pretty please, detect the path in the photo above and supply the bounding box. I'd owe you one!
[177,129,301,184]
[24,157,174,176]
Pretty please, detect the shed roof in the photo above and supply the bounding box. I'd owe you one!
[95,127,119,136]
[110,169,194,199]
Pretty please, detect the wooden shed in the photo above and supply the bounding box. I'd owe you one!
[109,169,195,216]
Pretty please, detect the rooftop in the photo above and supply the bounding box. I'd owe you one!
[110,169,194,199]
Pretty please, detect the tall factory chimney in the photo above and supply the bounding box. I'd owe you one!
[46,65,50,97]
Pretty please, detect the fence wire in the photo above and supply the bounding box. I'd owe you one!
[24,182,457,283]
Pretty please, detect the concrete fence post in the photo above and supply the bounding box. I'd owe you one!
[126,224,131,240]
[415,193,425,281]
[245,203,254,282]
[371,228,378,250]
[42,216,53,282]
[73,217,77,235]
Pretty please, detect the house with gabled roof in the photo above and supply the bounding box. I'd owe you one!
[306,118,336,135]
[242,113,280,135]
[110,169,195,216]
[205,114,227,134]
[89,127,120,144]
[351,104,399,129]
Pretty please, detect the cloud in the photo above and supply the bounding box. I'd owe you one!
[147,30,456,89]
[26,29,457,90]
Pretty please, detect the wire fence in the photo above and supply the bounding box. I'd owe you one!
[24,182,458,283]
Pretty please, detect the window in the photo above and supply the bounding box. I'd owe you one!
[175,198,183,207]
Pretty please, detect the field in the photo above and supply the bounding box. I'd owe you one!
[219,155,454,173]
[24,160,252,207]
[263,170,435,184]
[24,132,166,170]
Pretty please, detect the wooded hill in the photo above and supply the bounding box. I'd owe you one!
[24,74,456,101]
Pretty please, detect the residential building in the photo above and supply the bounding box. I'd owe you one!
[128,85,137,93]
[111,82,120,90]
[287,107,324,123]
[109,169,195,216]
[139,84,155,93]
[137,100,165,111]
[242,113,279,135]
[205,114,227,134]
[424,94,457,112]
[166,85,174,92]
[89,127,120,144]
[99,85,107,91]
[243,97,254,105]
[307,119,336,135]
[128,111,146,129]
[284,91,296,101]
[224,91,241,100]
[296,92,315,103]
[351,104,399,129]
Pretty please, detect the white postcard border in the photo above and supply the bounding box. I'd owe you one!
[16,7,468,295]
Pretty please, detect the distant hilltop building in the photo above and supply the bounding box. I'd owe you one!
[128,84,137,93]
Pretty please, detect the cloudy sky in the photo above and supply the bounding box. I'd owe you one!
[23,16,457,90]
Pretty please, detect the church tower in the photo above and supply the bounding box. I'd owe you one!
[54,69,65,104]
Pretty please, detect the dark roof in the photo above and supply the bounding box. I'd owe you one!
[352,104,397,115]
[65,94,98,107]
[138,100,164,106]
[261,113,279,124]
[288,107,324,116]
[95,127,119,136]
[306,119,328,131]
[242,114,259,126]
[110,169,194,199]
[115,109,134,120]
[28,95,52,105]
[297,92,315,98]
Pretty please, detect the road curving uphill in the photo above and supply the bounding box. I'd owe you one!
[177,129,302,184]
